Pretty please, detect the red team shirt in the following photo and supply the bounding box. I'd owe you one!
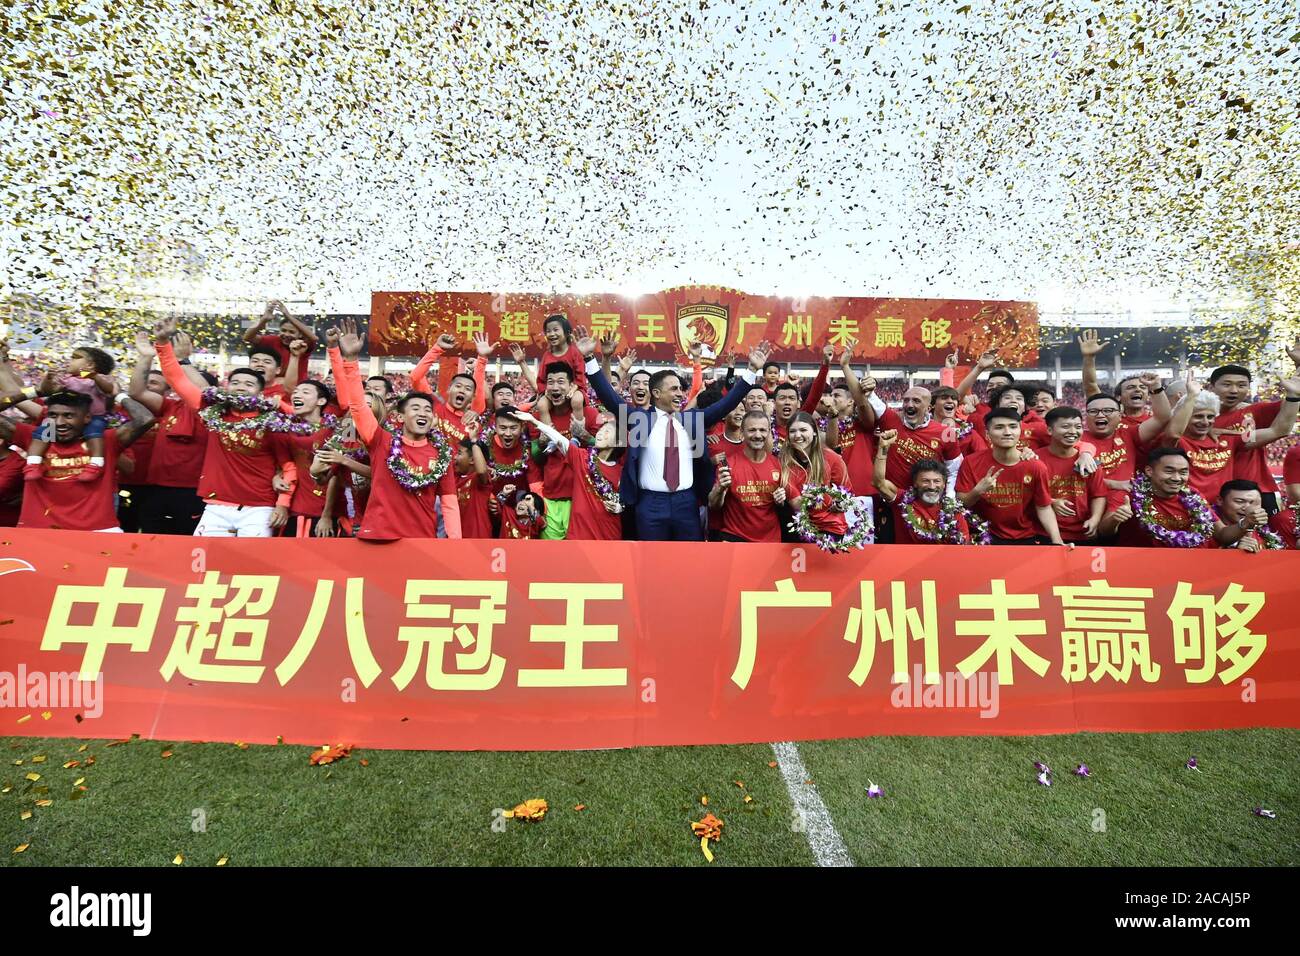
[1170,432,1245,503]
[877,409,961,491]
[834,415,877,496]
[254,334,311,387]
[955,450,1053,540]
[565,444,624,541]
[15,423,124,531]
[890,495,971,544]
[0,445,26,526]
[1215,401,1280,492]
[1115,491,1216,549]
[148,397,208,489]
[532,404,602,500]
[195,413,295,507]
[357,429,458,540]
[288,426,333,518]
[718,447,782,542]
[1283,443,1300,491]
[461,439,541,540]
[1036,447,1107,541]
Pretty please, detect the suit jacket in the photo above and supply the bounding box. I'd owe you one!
[586,363,757,508]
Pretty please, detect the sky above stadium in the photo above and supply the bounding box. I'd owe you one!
[1,0,1296,336]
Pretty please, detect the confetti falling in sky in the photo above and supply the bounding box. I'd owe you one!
[0,0,1295,368]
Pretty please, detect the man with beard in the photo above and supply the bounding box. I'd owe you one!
[1214,479,1274,553]
[1162,372,1300,502]
[956,408,1065,545]
[709,410,784,542]
[1037,406,1107,543]
[862,381,962,540]
[873,448,973,545]
[127,329,213,534]
[1106,446,1262,548]
[464,407,543,539]
[1,390,154,531]
[154,319,300,537]
[331,319,461,540]
[1208,347,1300,512]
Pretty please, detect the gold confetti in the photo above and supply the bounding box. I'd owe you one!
[30,756,46,764]
[172,853,184,865]
[24,773,40,782]
[20,811,32,821]
[216,856,228,867]
[12,844,29,854]
[34,799,52,807]
[15,715,31,725]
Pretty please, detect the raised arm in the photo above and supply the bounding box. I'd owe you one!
[470,332,494,413]
[956,349,998,400]
[1135,370,1174,443]
[113,395,156,449]
[575,328,629,413]
[1079,330,1107,399]
[939,349,958,387]
[800,345,833,413]
[333,321,377,444]
[276,301,318,349]
[1161,372,1200,442]
[129,332,165,414]
[512,409,571,455]
[1245,376,1300,446]
[411,334,456,396]
[508,342,539,394]
[243,301,275,346]
[153,320,203,410]
[700,341,769,428]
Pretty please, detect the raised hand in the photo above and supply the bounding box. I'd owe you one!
[618,348,638,374]
[600,330,620,356]
[473,331,497,358]
[1077,330,1107,357]
[288,338,311,356]
[945,348,960,369]
[325,325,340,349]
[508,342,527,363]
[877,428,898,448]
[975,349,999,370]
[689,339,703,361]
[748,340,772,371]
[172,331,195,362]
[1280,375,1300,398]
[135,330,157,358]
[573,326,599,359]
[152,316,178,344]
[337,318,364,360]
[839,337,858,368]
[1288,338,1300,368]
[1138,371,1162,393]
[464,415,481,440]
[434,333,457,351]
[860,366,877,393]
[822,343,835,365]
[974,466,1004,495]
[1184,368,1201,397]
[716,463,733,489]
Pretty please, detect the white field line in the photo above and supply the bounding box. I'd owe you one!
[770,741,853,867]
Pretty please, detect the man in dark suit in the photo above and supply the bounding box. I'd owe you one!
[575,328,772,540]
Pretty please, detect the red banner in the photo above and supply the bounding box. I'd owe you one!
[369,287,1040,365]
[0,530,1294,751]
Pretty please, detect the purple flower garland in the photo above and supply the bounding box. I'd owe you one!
[1129,474,1216,547]
[786,483,873,553]
[584,448,622,512]
[386,428,453,492]
[198,388,316,435]
[898,487,990,544]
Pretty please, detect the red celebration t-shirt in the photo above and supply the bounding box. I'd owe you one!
[1036,446,1108,541]
[782,450,851,536]
[358,429,458,540]
[955,449,1053,540]
[718,447,782,542]
[1215,401,1281,492]
[148,397,208,489]
[565,443,624,541]
[877,409,961,490]
[18,425,122,531]
[1172,432,1245,503]
[195,411,295,507]
[890,495,971,544]
[1115,491,1216,548]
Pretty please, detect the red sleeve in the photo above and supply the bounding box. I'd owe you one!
[156,341,203,410]
[828,452,850,492]
[9,422,35,450]
[1029,462,1053,507]
[1247,400,1281,427]
[583,405,601,431]
[471,357,487,414]
[955,455,977,493]
[686,362,704,404]
[940,436,962,461]
[1284,444,1300,486]
[879,408,903,431]
[800,362,830,413]
[409,346,443,396]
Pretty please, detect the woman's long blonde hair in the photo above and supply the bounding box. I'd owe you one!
[779,411,826,488]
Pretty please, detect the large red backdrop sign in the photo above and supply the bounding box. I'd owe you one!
[0,531,1294,751]
[368,287,1040,365]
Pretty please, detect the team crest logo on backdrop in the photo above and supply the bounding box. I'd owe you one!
[675,301,729,364]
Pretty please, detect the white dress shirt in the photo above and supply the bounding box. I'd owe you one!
[639,408,695,493]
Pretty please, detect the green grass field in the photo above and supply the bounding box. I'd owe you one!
[3,730,1296,866]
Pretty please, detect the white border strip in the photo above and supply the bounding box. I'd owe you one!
[770,741,853,867]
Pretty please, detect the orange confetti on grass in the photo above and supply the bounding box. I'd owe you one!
[690,812,724,862]
[767,761,777,768]
[160,750,173,758]
[234,741,249,750]
[77,744,87,752]
[359,759,369,767]
[34,799,51,807]
[734,780,745,789]
[573,804,586,811]
[13,844,28,854]
[62,761,79,769]
[700,795,708,806]
[105,739,130,747]
[744,795,753,804]
[309,744,353,766]
[73,777,84,786]
[20,811,31,820]
[502,798,548,821]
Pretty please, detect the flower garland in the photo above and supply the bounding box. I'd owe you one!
[321,417,369,462]
[1129,474,1216,547]
[487,443,530,482]
[786,483,874,553]
[1255,526,1285,550]
[584,449,622,512]
[386,428,452,492]
[198,388,315,435]
[898,487,990,544]
[947,417,974,440]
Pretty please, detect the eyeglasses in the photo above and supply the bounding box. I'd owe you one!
[1088,408,1120,416]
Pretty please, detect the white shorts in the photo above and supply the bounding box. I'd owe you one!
[194,504,274,537]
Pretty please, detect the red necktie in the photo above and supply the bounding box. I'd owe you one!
[664,414,680,492]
